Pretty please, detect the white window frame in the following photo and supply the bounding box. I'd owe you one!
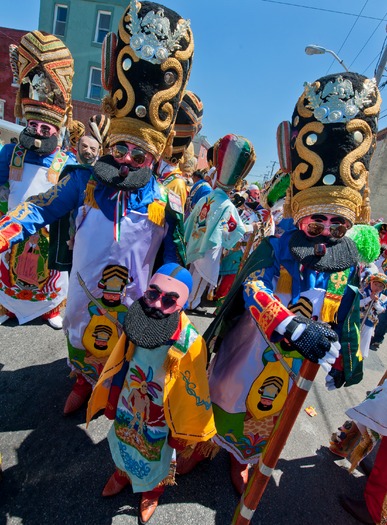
[0,99,5,120]
[87,67,102,101]
[53,4,68,37]
[94,10,111,44]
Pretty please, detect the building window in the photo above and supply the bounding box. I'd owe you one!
[0,100,4,120]
[87,67,102,100]
[94,11,111,43]
[53,4,68,37]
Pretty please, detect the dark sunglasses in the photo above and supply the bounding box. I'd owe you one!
[111,144,148,165]
[144,288,178,309]
[306,222,348,239]
[26,125,54,137]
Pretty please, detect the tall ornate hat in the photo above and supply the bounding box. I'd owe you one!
[10,31,74,128]
[89,114,111,153]
[164,90,203,163]
[69,120,85,150]
[277,72,381,224]
[213,134,256,191]
[101,0,194,159]
[260,169,291,210]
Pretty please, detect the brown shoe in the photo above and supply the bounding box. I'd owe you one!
[230,453,249,495]
[63,376,92,415]
[176,448,206,475]
[339,496,375,524]
[139,487,164,524]
[102,470,131,497]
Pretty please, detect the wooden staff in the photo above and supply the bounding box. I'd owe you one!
[237,223,259,275]
[361,298,375,331]
[231,359,320,525]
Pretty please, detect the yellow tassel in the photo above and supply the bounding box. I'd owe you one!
[84,180,99,209]
[125,341,135,362]
[148,200,166,226]
[320,294,340,323]
[276,266,292,294]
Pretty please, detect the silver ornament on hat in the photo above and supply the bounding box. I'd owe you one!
[126,0,190,65]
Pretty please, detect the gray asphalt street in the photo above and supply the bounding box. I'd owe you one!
[1,303,386,525]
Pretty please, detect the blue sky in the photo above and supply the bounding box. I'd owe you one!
[2,0,386,182]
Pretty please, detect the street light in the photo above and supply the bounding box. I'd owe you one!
[305,44,349,72]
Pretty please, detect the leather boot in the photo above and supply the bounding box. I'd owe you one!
[102,469,131,497]
[230,453,249,495]
[63,376,92,415]
[339,496,375,524]
[176,446,206,475]
[139,486,164,524]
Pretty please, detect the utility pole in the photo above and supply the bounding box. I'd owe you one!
[375,43,387,86]
[269,160,278,178]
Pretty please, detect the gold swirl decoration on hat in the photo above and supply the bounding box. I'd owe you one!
[113,45,138,119]
[149,58,183,131]
[293,122,324,190]
[340,119,372,191]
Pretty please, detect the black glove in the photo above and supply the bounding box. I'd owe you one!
[283,315,339,363]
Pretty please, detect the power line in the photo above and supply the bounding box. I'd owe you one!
[326,0,368,74]
[349,11,387,69]
[260,0,386,21]
[362,52,382,77]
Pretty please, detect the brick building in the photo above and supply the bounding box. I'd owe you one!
[0,27,27,123]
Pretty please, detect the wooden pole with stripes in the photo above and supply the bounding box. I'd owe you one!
[231,360,320,525]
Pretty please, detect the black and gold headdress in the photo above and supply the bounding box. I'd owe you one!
[277,72,381,224]
[101,0,194,159]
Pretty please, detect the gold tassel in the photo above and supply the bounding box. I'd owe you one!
[283,185,292,218]
[148,200,166,226]
[162,130,176,159]
[178,440,220,460]
[102,95,117,116]
[276,266,292,294]
[320,294,341,324]
[84,180,99,209]
[358,185,371,224]
[196,440,220,459]
[14,90,23,118]
[348,432,373,473]
[163,352,179,377]
[66,103,73,130]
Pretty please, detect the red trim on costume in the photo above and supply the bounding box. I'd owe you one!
[41,306,61,319]
[365,435,387,523]
[249,294,290,339]
[170,316,183,341]
[0,219,22,245]
[0,233,9,253]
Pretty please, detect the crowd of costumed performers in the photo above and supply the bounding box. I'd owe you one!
[0,1,387,524]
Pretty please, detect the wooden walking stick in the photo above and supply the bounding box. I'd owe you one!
[231,359,320,525]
